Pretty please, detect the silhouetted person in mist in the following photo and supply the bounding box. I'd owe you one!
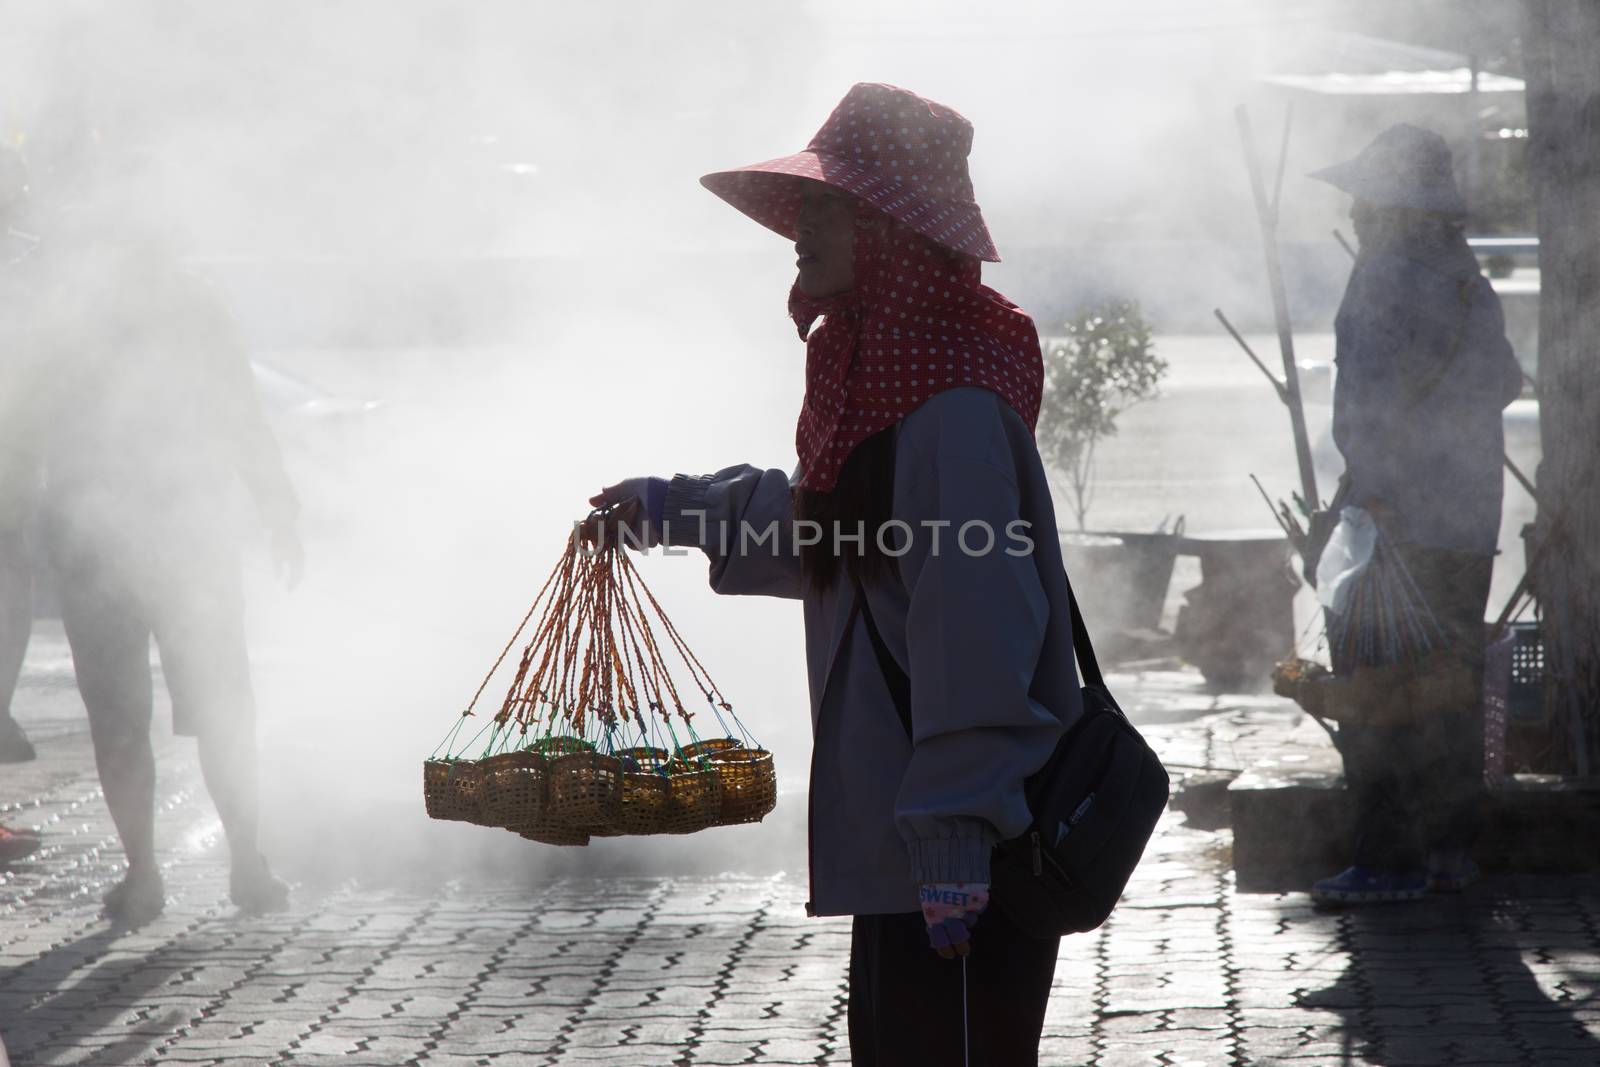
[1307,125,1522,906]
[0,147,44,865]
[587,84,1073,1065]
[0,147,42,769]
[34,204,304,922]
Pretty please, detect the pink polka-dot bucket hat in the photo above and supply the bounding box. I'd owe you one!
[701,82,1000,262]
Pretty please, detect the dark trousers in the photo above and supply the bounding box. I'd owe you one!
[848,907,1059,1067]
[1339,544,1494,870]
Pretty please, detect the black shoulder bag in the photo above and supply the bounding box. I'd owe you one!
[849,569,1170,937]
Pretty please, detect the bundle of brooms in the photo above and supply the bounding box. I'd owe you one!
[422,527,776,845]
[1275,529,1474,731]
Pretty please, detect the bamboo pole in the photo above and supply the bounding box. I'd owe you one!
[1237,104,1320,515]
[1505,455,1540,505]
[1214,309,1286,401]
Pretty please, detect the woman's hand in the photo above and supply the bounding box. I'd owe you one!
[918,882,990,958]
[1354,496,1398,537]
[581,477,669,549]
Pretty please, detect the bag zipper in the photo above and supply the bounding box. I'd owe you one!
[1030,829,1076,887]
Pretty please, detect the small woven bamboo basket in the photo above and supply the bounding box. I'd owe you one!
[612,747,674,835]
[478,750,547,830]
[547,751,624,831]
[677,737,776,825]
[708,746,778,825]
[422,758,491,825]
[662,758,724,834]
[421,516,776,845]
[423,758,480,823]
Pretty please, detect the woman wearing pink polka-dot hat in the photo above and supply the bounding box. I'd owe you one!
[588,83,1082,1065]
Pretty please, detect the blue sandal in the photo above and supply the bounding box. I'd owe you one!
[1311,865,1427,904]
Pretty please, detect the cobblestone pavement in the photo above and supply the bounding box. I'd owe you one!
[4,629,1600,1066]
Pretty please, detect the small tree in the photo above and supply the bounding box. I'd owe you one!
[1038,300,1166,531]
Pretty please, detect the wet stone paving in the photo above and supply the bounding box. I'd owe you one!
[4,636,1600,1065]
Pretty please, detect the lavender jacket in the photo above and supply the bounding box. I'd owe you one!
[660,386,1082,916]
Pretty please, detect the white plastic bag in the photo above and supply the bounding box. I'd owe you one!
[1316,506,1377,617]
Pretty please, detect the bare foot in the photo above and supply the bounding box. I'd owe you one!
[231,853,290,915]
[104,867,165,926]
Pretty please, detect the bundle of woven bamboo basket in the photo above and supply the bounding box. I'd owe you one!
[423,525,776,845]
[1275,528,1476,731]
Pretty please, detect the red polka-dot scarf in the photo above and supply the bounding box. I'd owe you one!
[786,216,1043,492]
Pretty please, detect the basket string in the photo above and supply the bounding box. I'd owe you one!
[618,551,724,703]
[498,535,584,727]
[616,566,668,708]
[574,556,605,728]
[596,554,621,726]
[435,540,576,757]
[442,714,495,762]
[443,519,759,769]
[614,556,692,723]
[616,596,669,758]
[620,556,756,748]
[616,553,715,725]
[552,552,602,726]
[429,707,473,761]
[520,564,579,727]
[617,548,761,749]
[480,718,511,759]
[463,537,575,717]
[609,562,663,727]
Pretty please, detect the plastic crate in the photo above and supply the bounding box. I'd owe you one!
[1507,621,1545,724]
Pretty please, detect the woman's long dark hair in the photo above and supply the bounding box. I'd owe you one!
[791,423,901,593]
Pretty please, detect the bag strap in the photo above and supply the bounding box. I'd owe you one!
[847,558,1109,739]
[1062,577,1108,692]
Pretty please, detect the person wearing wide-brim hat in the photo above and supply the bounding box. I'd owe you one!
[586,82,1077,1064]
[1306,124,1523,907]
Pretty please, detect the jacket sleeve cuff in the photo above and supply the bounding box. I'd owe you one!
[907,831,996,885]
[661,473,716,547]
